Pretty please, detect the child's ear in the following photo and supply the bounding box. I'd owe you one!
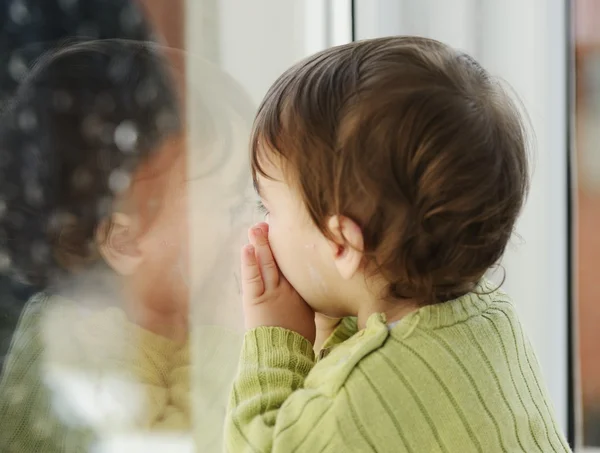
[96,212,143,276]
[326,215,364,280]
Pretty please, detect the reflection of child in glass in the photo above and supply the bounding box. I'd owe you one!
[0,40,191,451]
[226,37,572,452]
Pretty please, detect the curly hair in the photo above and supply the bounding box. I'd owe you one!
[251,36,529,304]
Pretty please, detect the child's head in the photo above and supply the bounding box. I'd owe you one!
[0,39,184,298]
[0,37,256,323]
[251,36,528,317]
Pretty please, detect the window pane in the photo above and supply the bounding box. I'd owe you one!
[0,1,338,451]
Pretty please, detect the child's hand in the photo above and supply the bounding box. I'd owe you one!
[241,222,316,344]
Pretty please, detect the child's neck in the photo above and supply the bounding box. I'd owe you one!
[345,275,420,329]
[356,298,420,330]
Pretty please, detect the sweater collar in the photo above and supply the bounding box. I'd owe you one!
[365,279,502,338]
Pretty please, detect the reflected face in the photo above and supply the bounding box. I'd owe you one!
[126,136,190,315]
[123,126,252,327]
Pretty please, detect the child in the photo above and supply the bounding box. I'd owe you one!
[0,0,160,373]
[0,38,192,452]
[226,37,572,452]
[0,38,254,452]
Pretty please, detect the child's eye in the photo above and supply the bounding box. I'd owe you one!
[256,200,269,217]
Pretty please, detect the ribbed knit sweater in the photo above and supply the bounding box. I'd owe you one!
[225,280,571,452]
[0,294,190,452]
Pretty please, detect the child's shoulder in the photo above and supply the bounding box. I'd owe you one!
[303,284,568,451]
[307,280,521,394]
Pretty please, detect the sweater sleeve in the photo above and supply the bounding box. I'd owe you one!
[226,327,344,453]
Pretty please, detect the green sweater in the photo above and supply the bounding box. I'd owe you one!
[226,280,571,452]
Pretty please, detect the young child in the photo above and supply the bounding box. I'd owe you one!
[0,36,254,452]
[226,37,572,452]
[0,39,192,452]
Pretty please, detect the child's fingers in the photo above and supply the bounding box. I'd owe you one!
[241,244,264,299]
[257,222,269,236]
[247,222,269,243]
[250,227,279,290]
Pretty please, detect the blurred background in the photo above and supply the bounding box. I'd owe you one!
[0,0,596,451]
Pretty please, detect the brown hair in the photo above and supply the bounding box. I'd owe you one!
[251,36,529,304]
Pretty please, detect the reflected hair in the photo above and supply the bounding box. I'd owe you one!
[0,39,182,286]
